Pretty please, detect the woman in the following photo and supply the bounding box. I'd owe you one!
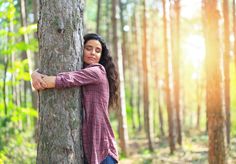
[31,33,119,164]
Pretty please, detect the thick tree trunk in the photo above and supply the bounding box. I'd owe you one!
[112,0,129,156]
[203,0,226,163]
[162,0,175,154]
[37,0,84,163]
[223,0,231,145]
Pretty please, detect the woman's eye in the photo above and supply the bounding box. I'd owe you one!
[96,49,101,53]
[85,46,92,51]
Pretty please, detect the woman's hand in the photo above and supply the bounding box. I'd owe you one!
[31,71,47,90]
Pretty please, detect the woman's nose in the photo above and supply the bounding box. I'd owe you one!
[91,49,96,55]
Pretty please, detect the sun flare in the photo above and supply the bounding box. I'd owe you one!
[182,35,206,69]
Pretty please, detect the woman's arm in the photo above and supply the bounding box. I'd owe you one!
[42,75,56,88]
[31,71,56,90]
[31,64,105,90]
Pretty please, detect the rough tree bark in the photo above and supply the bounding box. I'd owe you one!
[37,0,84,163]
[203,0,226,163]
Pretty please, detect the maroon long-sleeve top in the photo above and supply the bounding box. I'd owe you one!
[55,64,118,164]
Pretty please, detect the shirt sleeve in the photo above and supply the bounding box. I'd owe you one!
[55,64,106,89]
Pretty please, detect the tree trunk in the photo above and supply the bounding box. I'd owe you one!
[234,0,236,72]
[196,81,201,129]
[203,0,226,163]
[223,0,231,145]
[96,0,101,34]
[170,0,182,146]
[3,56,9,116]
[133,5,143,131]
[105,0,111,44]
[19,0,32,128]
[119,0,127,72]
[112,0,129,156]
[32,0,40,110]
[142,0,153,152]
[37,0,84,163]
[162,0,175,154]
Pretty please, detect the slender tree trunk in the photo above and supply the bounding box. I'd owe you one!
[32,0,40,111]
[196,81,201,129]
[203,0,226,163]
[162,0,175,154]
[96,0,101,34]
[142,0,153,152]
[234,0,236,71]
[112,0,129,156]
[37,0,84,163]
[20,0,32,128]
[170,0,182,146]
[3,56,9,116]
[133,5,142,131]
[105,0,110,44]
[119,0,127,72]
[223,0,231,145]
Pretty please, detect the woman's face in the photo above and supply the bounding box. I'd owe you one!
[83,39,102,65]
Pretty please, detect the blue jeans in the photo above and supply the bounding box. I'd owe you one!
[101,155,117,164]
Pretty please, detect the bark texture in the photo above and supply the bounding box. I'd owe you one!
[203,0,226,163]
[37,0,84,163]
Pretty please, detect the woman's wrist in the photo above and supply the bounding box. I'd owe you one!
[43,75,56,88]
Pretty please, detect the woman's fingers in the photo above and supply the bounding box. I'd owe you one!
[31,71,47,90]
[40,77,48,88]
[32,81,44,90]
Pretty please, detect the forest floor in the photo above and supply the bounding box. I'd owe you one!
[119,131,236,164]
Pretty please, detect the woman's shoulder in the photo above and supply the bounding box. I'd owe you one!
[84,63,106,75]
[85,63,105,72]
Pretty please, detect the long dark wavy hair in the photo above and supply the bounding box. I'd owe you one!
[83,33,119,108]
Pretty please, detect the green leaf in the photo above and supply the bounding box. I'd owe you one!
[19,24,37,35]
[20,108,38,118]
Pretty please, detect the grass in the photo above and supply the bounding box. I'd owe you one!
[120,131,236,164]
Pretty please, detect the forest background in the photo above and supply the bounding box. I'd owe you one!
[0,0,236,163]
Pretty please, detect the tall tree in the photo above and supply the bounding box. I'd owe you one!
[223,0,231,145]
[133,4,143,131]
[234,0,236,71]
[32,0,40,110]
[142,0,153,151]
[162,0,175,154]
[170,0,182,146]
[112,0,129,156]
[203,0,226,163]
[37,0,84,163]
[96,0,101,34]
